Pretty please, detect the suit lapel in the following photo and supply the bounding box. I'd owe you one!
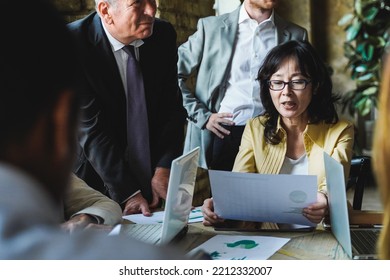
[219,8,240,64]
[206,9,240,107]
[88,14,126,104]
[211,7,240,92]
[274,14,291,45]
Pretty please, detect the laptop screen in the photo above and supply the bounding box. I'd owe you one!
[160,147,200,244]
[324,152,353,258]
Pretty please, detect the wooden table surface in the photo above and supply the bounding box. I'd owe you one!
[175,222,349,260]
[175,210,383,260]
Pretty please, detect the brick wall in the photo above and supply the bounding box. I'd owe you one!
[52,0,95,22]
[157,0,214,45]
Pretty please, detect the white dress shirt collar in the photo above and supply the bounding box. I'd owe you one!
[239,4,275,26]
[101,19,144,52]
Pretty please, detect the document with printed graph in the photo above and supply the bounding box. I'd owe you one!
[190,234,290,260]
[209,170,317,227]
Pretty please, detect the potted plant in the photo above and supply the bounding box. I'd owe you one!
[338,0,390,152]
[338,0,390,118]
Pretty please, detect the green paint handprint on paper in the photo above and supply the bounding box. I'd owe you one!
[225,240,259,249]
[210,251,221,259]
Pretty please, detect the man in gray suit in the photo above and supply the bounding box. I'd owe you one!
[178,0,307,173]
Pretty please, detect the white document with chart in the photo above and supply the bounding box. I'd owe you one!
[209,170,317,226]
[190,234,290,260]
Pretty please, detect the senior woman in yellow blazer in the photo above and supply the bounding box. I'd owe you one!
[202,40,354,226]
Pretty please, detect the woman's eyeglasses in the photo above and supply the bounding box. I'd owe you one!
[267,79,311,91]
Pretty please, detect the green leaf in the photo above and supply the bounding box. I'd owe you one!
[355,0,363,16]
[357,73,374,81]
[346,18,362,41]
[363,6,379,21]
[355,96,368,111]
[355,65,368,72]
[362,44,374,61]
[354,96,374,116]
[356,41,366,54]
[361,98,373,116]
[338,13,354,25]
[377,37,386,47]
[362,86,378,96]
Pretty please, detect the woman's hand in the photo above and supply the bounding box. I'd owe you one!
[201,198,225,226]
[302,192,328,224]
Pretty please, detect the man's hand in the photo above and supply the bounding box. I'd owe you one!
[150,167,170,208]
[84,223,115,233]
[205,113,235,138]
[61,214,97,234]
[123,192,152,216]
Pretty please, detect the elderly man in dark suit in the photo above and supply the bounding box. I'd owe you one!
[68,0,186,215]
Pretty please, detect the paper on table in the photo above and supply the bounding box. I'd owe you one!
[123,211,164,224]
[189,234,290,260]
[122,206,204,224]
[108,224,121,236]
[209,170,317,226]
[187,206,204,223]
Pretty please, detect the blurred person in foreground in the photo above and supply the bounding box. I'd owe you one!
[202,40,354,228]
[0,0,184,259]
[372,50,390,260]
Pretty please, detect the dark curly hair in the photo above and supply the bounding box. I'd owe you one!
[257,40,339,144]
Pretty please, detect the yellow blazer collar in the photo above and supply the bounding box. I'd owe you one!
[274,116,327,148]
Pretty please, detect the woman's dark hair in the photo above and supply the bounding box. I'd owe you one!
[258,40,339,144]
